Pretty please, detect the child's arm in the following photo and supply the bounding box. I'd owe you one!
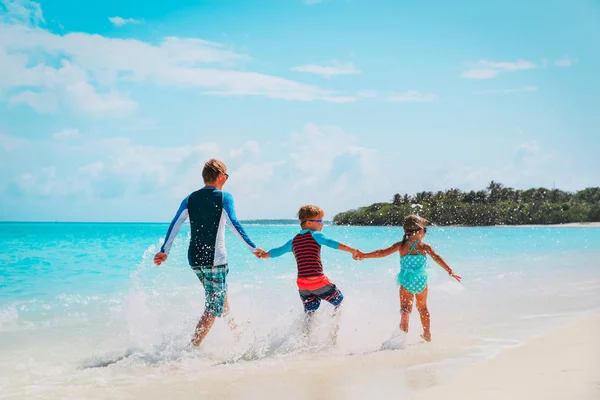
[422,243,461,282]
[260,239,293,259]
[338,243,360,255]
[312,232,360,257]
[359,242,401,259]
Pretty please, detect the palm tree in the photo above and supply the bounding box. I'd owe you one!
[487,181,504,202]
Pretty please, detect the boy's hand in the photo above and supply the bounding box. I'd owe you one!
[449,272,461,282]
[352,250,365,260]
[253,249,270,258]
[154,252,167,266]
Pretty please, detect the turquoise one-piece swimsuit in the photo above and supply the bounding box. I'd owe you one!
[397,239,428,294]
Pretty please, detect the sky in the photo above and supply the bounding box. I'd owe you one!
[0,0,598,222]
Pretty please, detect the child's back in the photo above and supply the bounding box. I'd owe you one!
[398,238,428,295]
[292,230,326,279]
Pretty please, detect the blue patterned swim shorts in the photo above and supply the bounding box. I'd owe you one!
[191,264,229,317]
[299,284,344,313]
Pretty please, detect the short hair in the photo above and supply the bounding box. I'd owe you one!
[298,205,324,222]
[403,214,429,234]
[202,159,227,183]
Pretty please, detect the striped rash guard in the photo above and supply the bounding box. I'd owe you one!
[269,229,341,288]
[160,186,257,267]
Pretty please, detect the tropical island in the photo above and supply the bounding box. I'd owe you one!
[332,182,600,226]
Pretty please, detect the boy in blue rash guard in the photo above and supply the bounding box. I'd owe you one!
[258,205,360,344]
[153,158,265,347]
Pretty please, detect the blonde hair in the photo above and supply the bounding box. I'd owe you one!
[298,205,324,223]
[202,159,227,183]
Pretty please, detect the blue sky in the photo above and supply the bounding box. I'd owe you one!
[0,0,598,222]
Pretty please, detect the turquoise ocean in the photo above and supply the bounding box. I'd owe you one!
[1,222,599,399]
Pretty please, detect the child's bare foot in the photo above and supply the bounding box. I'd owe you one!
[420,332,431,342]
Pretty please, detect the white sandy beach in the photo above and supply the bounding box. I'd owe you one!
[412,313,600,400]
[49,313,597,400]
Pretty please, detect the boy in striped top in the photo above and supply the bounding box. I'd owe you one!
[259,205,360,343]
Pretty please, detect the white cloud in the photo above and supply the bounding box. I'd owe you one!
[120,118,163,132]
[518,140,540,154]
[514,140,555,172]
[4,123,584,221]
[461,69,499,79]
[66,82,139,117]
[436,140,556,191]
[0,132,28,151]
[230,140,260,158]
[462,59,536,79]
[479,60,536,71]
[79,161,104,176]
[475,86,538,94]
[0,0,44,25]
[108,16,142,27]
[52,128,79,140]
[1,122,384,219]
[8,90,58,113]
[224,161,282,203]
[10,165,75,199]
[0,1,357,112]
[388,90,437,103]
[292,61,361,78]
[357,91,377,99]
[5,135,221,201]
[321,95,356,103]
[554,57,576,67]
[287,123,375,184]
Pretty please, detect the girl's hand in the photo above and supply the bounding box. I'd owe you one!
[449,272,461,282]
[253,248,267,258]
[353,250,365,260]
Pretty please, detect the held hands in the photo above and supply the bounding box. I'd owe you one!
[153,252,167,266]
[253,248,269,258]
[352,249,365,261]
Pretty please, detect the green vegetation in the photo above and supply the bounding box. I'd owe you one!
[333,182,600,226]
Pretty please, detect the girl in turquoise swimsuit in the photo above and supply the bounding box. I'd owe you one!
[356,215,460,342]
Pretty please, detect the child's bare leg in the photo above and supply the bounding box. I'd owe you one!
[399,286,414,333]
[330,305,342,345]
[222,293,238,331]
[222,293,249,341]
[415,286,431,342]
[191,311,216,346]
[302,311,315,339]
